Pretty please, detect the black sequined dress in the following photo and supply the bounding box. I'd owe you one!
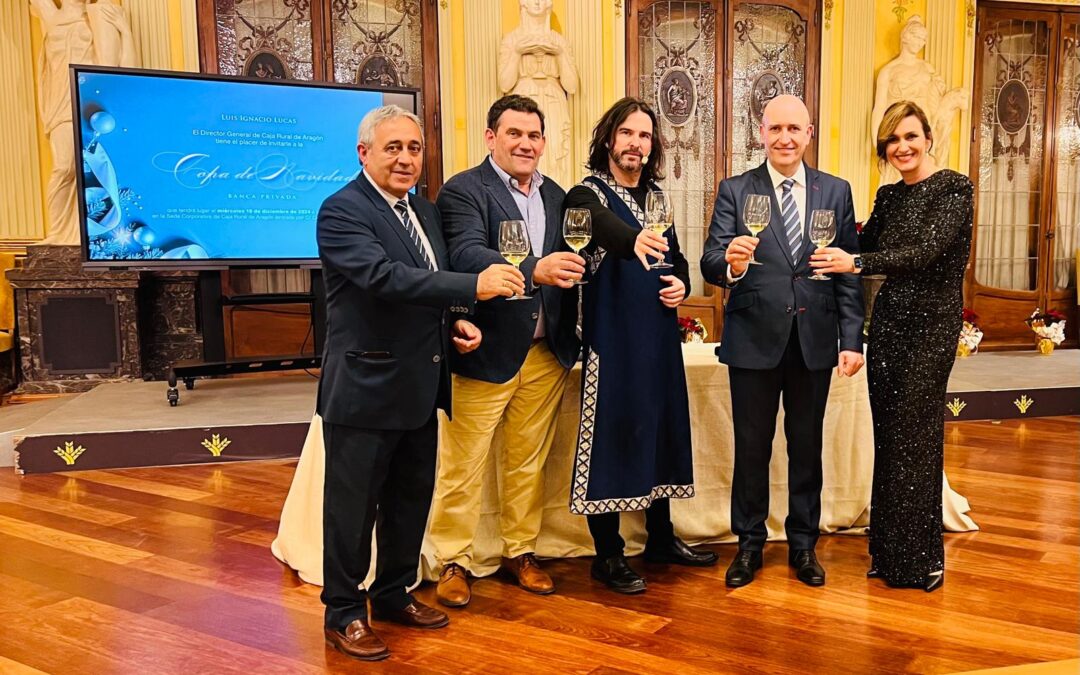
[859,169,973,587]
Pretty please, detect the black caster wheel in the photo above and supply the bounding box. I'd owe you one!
[167,387,179,406]
[183,378,195,390]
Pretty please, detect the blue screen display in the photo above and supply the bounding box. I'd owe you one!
[75,68,410,265]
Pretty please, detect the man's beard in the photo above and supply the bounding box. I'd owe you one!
[611,149,643,175]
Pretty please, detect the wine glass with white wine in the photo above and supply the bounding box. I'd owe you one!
[644,190,674,270]
[499,219,532,300]
[807,209,837,281]
[562,208,591,285]
[742,194,771,266]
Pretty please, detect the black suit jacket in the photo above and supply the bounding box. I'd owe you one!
[316,174,478,430]
[437,159,580,384]
[701,162,864,371]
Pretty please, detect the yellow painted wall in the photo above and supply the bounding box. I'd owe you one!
[869,0,928,194]
[824,0,844,176]
[23,0,1071,242]
[30,18,49,231]
[445,0,624,180]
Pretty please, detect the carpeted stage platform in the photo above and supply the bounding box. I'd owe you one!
[3,349,1077,474]
[7,375,316,473]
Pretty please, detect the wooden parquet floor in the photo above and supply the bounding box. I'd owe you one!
[0,417,1077,674]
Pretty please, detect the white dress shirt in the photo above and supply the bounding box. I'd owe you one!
[363,171,439,270]
[728,160,807,283]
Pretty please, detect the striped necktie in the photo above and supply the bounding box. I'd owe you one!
[780,178,803,259]
[394,199,434,271]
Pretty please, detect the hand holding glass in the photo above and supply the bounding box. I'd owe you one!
[644,190,674,269]
[808,210,837,281]
[562,208,591,285]
[742,194,771,266]
[499,219,532,300]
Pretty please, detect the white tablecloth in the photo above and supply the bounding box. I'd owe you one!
[271,343,977,585]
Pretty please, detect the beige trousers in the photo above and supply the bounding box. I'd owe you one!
[428,342,569,570]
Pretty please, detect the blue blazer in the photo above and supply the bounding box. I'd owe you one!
[316,174,478,430]
[437,159,580,384]
[701,162,864,371]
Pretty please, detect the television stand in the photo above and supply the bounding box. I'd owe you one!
[165,269,325,406]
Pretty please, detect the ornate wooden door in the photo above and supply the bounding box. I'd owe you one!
[628,0,821,337]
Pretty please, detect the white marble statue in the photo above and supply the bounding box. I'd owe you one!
[872,14,969,189]
[498,0,578,188]
[30,0,137,245]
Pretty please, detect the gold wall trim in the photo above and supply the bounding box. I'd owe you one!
[464,0,501,169]
[438,1,458,179]
[927,0,960,170]
[180,0,200,72]
[126,0,171,70]
[567,1,604,188]
[839,0,875,221]
[1,1,45,241]
[818,0,838,174]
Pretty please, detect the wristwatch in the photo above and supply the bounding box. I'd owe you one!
[852,255,864,272]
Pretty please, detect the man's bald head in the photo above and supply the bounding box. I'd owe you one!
[759,95,813,176]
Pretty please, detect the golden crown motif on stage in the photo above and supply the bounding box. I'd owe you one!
[1013,395,1034,414]
[54,441,86,466]
[201,434,232,457]
[946,398,967,417]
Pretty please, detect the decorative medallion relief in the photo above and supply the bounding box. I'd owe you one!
[330,0,423,88]
[214,0,314,80]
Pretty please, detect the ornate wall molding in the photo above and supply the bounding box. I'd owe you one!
[438,0,458,178]
[927,0,959,169]
[568,2,604,187]
[839,0,874,221]
[463,0,501,168]
[818,0,837,173]
[611,0,625,98]
[180,0,200,71]
[959,0,976,176]
[126,0,172,70]
[1,1,45,241]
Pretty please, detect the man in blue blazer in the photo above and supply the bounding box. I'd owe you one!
[701,95,865,589]
[428,96,584,607]
[318,105,525,661]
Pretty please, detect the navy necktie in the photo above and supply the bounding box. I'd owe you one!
[781,178,803,259]
[394,199,434,270]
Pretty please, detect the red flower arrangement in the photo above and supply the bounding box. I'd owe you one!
[678,316,708,343]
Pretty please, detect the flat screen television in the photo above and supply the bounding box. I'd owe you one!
[72,66,419,268]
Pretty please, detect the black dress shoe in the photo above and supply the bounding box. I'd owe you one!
[591,555,646,594]
[643,537,720,567]
[725,549,763,588]
[789,549,825,587]
[923,571,944,593]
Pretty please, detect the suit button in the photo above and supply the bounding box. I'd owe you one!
[792,275,799,282]
[531,312,539,320]
[785,305,793,314]
[433,355,441,363]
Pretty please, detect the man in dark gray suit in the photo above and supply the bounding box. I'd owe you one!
[702,95,865,589]
[318,105,524,661]
[428,95,584,608]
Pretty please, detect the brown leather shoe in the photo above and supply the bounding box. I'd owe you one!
[437,563,471,608]
[324,619,389,661]
[373,601,449,629]
[501,553,555,594]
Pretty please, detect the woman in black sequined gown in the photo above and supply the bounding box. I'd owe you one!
[811,101,973,592]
